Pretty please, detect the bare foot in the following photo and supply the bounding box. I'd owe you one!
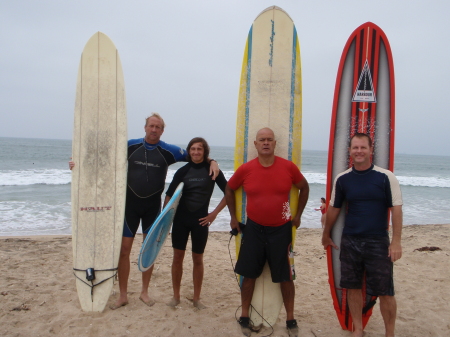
[193,300,207,310]
[109,299,128,310]
[167,298,180,307]
[139,296,155,307]
[351,330,364,337]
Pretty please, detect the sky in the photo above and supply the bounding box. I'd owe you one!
[1,1,449,156]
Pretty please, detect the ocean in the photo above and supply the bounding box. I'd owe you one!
[0,137,449,236]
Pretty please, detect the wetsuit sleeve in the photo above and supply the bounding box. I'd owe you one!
[215,170,227,193]
[166,164,189,197]
[176,149,188,162]
[157,141,188,164]
[165,142,187,162]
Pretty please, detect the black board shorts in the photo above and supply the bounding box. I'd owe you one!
[123,190,161,238]
[235,218,295,283]
[340,235,394,296]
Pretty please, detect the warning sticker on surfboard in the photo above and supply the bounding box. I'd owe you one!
[352,60,376,103]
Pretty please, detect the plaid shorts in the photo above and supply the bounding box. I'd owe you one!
[340,235,394,296]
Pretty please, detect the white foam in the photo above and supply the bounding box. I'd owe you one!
[0,201,71,235]
[397,175,450,188]
[2,168,448,189]
[0,169,71,186]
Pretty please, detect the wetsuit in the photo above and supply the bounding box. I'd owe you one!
[124,138,186,237]
[166,161,227,254]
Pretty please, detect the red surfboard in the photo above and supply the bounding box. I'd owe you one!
[326,22,395,331]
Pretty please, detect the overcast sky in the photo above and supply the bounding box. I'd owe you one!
[1,1,449,156]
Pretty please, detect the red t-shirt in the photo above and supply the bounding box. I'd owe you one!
[228,156,304,226]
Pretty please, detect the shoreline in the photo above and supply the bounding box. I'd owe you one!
[1,224,449,336]
[1,222,448,239]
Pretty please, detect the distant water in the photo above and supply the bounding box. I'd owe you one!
[0,137,449,236]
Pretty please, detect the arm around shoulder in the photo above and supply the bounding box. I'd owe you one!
[208,159,220,180]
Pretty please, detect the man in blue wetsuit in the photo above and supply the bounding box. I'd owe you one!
[70,113,219,310]
[322,133,403,337]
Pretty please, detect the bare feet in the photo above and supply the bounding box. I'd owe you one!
[351,330,364,337]
[109,300,128,310]
[139,296,155,307]
[193,300,207,310]
[167,298,181,307]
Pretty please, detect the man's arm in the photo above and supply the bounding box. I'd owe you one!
[321,206,340,250]
[388,205,403,262]
[225,185,240,232]
[291,178,310,229]
[199,197,227,226]
[208,159,219,180]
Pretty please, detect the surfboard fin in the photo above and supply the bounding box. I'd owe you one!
[362,296,377,314]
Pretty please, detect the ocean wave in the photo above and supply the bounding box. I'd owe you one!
[397,176,450,188]
[0,201,71,236]
[0,169,71,186]
[1,169,448,189]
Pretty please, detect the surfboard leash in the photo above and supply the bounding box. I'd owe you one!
[227,232,274,337]
[73,267,118,302]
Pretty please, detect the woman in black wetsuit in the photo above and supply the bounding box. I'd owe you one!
[164,137,227,309]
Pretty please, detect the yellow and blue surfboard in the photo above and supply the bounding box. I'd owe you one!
[234,6,302,327]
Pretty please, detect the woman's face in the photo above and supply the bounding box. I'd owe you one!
[189,142,205,163]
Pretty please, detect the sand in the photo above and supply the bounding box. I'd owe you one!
[0,224,449,337]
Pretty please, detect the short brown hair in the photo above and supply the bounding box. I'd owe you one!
[349,133,372,147]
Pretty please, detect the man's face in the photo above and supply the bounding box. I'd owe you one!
[254,129,276,156]
[144,117,164,143]
[349,136,373,166]
[189,142,205,164]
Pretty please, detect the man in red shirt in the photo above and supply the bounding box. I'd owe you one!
[226,128,309,337]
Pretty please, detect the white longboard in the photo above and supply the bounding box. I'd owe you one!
[71,32,127,312]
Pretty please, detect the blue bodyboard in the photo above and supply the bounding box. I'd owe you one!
[138,183,184,272]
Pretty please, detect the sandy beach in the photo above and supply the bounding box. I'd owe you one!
[0,224,449,337]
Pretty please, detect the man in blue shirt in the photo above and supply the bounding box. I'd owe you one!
[322,133,403,337]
